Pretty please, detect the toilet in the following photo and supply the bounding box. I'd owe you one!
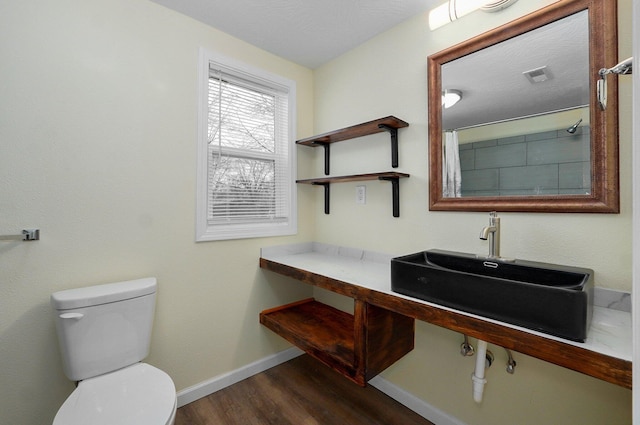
[51,277,176,425]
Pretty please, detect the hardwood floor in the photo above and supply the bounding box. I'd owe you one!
[176,354,435,425]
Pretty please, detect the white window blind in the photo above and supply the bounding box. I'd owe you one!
[196,50,296,241]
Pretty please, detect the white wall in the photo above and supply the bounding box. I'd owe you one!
[311,0,633,424]
[0,1,315,424]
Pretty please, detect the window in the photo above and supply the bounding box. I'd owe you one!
[196,49,297,241]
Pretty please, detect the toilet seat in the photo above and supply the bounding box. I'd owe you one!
[53,363,176,425]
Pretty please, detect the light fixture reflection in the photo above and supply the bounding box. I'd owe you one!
[442,89,462,108]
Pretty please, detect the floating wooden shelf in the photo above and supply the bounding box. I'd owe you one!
[296,172,410,185]
[260,298,414,386]
[295,117,410,216]
[296,172,410,217]
[296,116,409,175]
[296,116,409,146]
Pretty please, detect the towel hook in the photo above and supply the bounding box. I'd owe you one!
[0,229,40,241]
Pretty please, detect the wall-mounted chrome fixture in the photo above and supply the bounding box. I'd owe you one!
[429,0,518,30]
[0,229,40,241]
[460,335,517,373]
[598,57,633,110]
[504,347,516,374]
[566,118,583,134]
[442,89,462,108]
[459,336,516,402]
[460,334,475,356]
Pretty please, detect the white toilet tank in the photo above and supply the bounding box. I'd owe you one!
[51,277,158,381]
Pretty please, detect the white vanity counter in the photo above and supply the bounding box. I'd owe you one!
[261,242,632,388]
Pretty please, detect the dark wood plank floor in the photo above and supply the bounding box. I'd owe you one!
[176,354,435,425]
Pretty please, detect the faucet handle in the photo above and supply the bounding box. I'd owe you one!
[488,211,499,226]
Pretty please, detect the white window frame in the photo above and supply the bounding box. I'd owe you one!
[196,48,297,241]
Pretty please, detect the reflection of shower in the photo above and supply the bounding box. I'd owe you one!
[566,118,583,134]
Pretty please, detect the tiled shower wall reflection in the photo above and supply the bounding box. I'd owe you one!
[459,127,591,196]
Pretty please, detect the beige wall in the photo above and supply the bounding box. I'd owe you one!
[0,1,315,424]
[311,0,632,424]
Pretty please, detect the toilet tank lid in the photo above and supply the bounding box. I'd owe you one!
[51,277,157,310]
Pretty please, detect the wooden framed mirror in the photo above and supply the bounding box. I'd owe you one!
[428,0,619,212]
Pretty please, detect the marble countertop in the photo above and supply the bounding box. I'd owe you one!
[261,242,632,362]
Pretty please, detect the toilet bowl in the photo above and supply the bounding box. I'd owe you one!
[53,363,176,425]
[51,278,176,425]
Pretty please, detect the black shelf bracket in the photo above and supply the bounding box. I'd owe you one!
[378,124,399,168]
[312,142,331,175]
[378,176,401,217]
[312,182,331,214]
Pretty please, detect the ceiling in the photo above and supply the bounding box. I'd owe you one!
[442,9,589,130]
[150,0,440,69]
[149,0,590,129]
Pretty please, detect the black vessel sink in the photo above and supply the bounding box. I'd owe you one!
[391,249,594,341]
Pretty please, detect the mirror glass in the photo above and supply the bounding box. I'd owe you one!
[428,0,619,212]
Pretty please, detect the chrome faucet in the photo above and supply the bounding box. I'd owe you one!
[479,211,500,258]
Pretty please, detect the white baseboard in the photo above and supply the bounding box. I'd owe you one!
[369,375,468,425]
[176,347,304,407]
[177,348,466,425]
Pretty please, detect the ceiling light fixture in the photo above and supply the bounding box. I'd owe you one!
[480,0,520,13]
[429,0,519,30]
[442,89,462,108]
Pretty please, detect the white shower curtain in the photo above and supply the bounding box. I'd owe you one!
[442,130,462,197]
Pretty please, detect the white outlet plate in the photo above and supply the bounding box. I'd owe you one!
[356,185,366,205]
